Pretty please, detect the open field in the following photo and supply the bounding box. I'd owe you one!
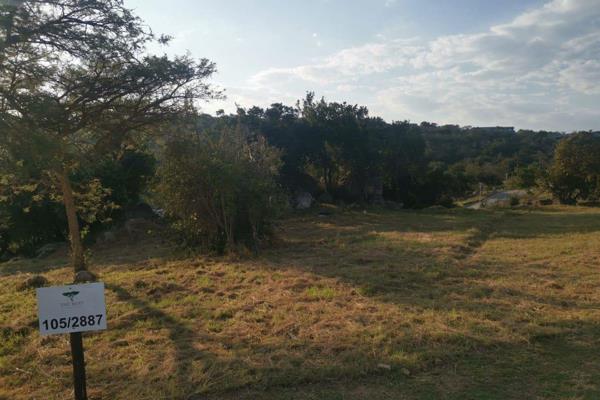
[2,206,600,399]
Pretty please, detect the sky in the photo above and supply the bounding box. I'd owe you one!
[125,0,600,131]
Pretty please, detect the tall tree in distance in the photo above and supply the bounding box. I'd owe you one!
[547,132,600,204]
[0,0,219,276]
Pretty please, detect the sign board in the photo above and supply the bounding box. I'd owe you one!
[36,282,107,336]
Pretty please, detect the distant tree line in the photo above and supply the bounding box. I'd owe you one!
[190,93,567,208]
[3,89,600,257]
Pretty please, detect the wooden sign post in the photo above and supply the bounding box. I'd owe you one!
[70,332,87,400]
[37,282,107,400]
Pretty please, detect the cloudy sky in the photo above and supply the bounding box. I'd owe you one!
[125,0,599,131]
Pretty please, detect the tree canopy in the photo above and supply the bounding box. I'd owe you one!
[0,0,218,273]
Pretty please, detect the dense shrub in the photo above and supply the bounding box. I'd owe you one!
[91,149,157,217]
[155,125,285,253]
[0,150,156,257]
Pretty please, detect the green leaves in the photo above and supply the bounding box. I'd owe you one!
[155,125,285,253]
[547,132,600,204]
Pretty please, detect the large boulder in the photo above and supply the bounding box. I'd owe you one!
[35,242,64,259]
[294,192,314,210]
[483,190,528,208]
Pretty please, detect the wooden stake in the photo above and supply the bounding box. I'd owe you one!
[69,332,87,400]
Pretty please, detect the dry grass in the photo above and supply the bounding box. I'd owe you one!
[2,206,600,399]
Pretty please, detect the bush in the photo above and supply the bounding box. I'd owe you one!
[155,125,286,253]
[0,150,156,257]
[93,150,156,207]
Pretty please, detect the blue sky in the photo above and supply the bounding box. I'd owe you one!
[126,0,599,131]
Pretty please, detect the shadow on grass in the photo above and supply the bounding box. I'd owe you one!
[101,208,600,398]
[493,211,600,238]
[224,209,600,398]
[0,255,70,277]
[104,283,217,399]
[203,318,600,400]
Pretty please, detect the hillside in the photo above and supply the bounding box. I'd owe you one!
[2,206,600,399]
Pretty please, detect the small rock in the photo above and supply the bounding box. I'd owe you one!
[401,368,411,376]
[377,363,391,370]
[18,275,49,291]
[74,270,97,283]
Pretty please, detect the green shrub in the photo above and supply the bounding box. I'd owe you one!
[0,150,156,257]
[155,125,286,253]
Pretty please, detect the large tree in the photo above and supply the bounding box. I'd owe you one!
[0,0,218,274]
[547,132,600,204]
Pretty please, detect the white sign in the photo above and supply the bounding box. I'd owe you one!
[36,282,107,336]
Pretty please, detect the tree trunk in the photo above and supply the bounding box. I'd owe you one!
[58,171,86,273]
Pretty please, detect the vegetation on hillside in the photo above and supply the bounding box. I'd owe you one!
[2,1,600,263]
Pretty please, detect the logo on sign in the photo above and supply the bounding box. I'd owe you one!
[62,291,80,301]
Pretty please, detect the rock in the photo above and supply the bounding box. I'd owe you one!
[482,190,529,208]
[35,242,64,259]
[294,192,314,210]
[377,363,391,371]
[124,218,154,238]
[74,270,97,283]
[98,230,117,243]
[401,368,411,376]
[18,275,49,291]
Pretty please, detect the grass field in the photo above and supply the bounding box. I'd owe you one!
[2,206,600,399]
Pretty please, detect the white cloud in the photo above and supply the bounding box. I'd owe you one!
[237,0,600,130]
